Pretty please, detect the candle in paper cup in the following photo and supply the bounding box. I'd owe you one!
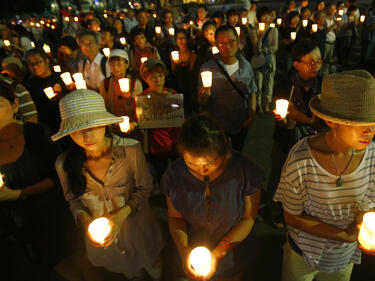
[102,47,110,58]
[155,26,161,34]
[358,212,375,251]
[31,41,35,48]
[241,17,248,25]
[74,16,79,22]
[43,87,56,99]
[277,18,282,25]
[0,172,3,188]
[338,10,344,16]
[270,23,275,28]
[103,13,108,19]
[311,24,318,32]
[36,23,41,28]
[120,37,126,45]
[302,19,308,27]
[75,79,87,89]
[64,16,69,22]
[212,46,219,54]
[189,20,194,25]
[88,217,111,245]
[360,15,366,23]
[53,65,61,72]
[46,23,51,28]
[276,99,289,119]
[153,13,157,18]
[60,72,73,86]
[51,25,56,30]
[201,71,212,88]
[73,72,84,82]
[259,23,265,31]
[118,78,130,93]
[3,40,10,47]
[171,51,179,62]
[290,32,297,40]
[40,20,45,25]
[141,57,148,63]
[189,247,212,277]
[119,116,130,133]
[43,44,51,54]
[235,26,241,35]
[168,28,175,36]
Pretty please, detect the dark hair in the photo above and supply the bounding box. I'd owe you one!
[25,48,48,61]
[226,9,238,19]
[347,5,357,13]
[287,11,300,24]
[0,78,16,103]
[112,17,126,34]
[163,10,172,18]
[130,27,147,43]
[136,9,148,17]
[213,11,225,19]
[77,29,99,43]
[257,7,271,22]
[202,21,217,32]
[59,36,79,51]
[300,7,310,14]
[215,25,239,41]
[314,10,325,20]
[291,39,319,61]
[198,4,208,12]
[177,114,229,156]
[101,26,117,38]
[175,28,190,40]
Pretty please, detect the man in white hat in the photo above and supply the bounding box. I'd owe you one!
[274,70,375,281]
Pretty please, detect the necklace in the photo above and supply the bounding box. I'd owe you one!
[330,148,354,186]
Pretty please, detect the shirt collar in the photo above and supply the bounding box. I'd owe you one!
[93,52,104,65]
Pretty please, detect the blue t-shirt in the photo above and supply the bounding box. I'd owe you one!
[161,150,265,276]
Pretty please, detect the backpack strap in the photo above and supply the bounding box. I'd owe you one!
[100,56,107,77]
[104,77,111,93]
[130,77,136,95]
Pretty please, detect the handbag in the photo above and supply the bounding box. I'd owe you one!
[250,28,272,72]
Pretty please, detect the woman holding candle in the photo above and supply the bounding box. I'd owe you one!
[54,89,164,281]
[161,114,264,281]
[99,49,142,135]
[171,29,198,116]
[0,79,75,278]
[196,21,217,68]
[274,70,375,281]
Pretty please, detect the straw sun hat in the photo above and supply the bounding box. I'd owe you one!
[51,89,123,141]
[309,70,375,126]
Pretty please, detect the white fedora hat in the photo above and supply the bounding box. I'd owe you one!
[51,89,123,141]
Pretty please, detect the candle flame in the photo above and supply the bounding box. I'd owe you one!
[359,212,375,251]
[119,116,130,133]
[88,217,111,244]
[189,247,212,276]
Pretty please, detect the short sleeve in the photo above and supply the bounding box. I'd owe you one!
[273,147,305,216]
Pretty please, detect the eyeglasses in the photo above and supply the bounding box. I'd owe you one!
[299,59,322,68]
[217,39,238,48]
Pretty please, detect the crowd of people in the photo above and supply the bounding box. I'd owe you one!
[0,0,375,281]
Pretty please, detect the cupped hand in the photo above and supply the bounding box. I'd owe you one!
[0,185,21,202]
[184,248,218,281]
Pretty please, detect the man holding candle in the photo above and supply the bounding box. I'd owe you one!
[274,70,375,281]
[198,25,257,152]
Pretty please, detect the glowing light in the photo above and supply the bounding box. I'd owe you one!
[189,247,212,277]
[338,10,344,16]
[358,212,375,251]
[155,26,161,34]
[140,57,148,63]
[53,65,61,72]
[270,23,275,28]
[201,71,212,88]
[171,51,179,62]
[168,27,175,36]
[43,44,51,54]
[3,40,10,47]
[277,18,282,25]
[302,19,308,27]
[235,26,241,35]
[75,80,87,89]
[276,99,289,119]
[241,17,247,25]
[118,78,130,93]
[72,72,84,82]
[88,217,111,244]
[60,72,73,86]
[360,15,366,23]
[43,87,56,99]
[102,47,110,58]
[212,46,219,54]
[290,32,296,40]
[120,37,126,45]
[311,24,318,32]
[259,23,265,32]
[119,116,130,133]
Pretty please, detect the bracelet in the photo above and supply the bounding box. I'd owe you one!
[219,236,233,252]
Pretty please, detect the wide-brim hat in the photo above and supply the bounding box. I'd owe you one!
[51,89,123,141]
[309,70,375,126]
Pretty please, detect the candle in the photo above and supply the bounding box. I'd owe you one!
[53,65,61,72]
[201,71,212,88]
[74,16,79,22]
[360,15,366,23]
[88,217,111,244]
[189,20,194,25]
[235,27,241,36]
[302,19,308,28]
[336,17,342,22]
[358,212,375,251]
[75,79,87,89]
[277,18,282,25]
[40,20,45,25]
[60,72,73,86]
[3,40,10,47]
[171,51,179,62]
[73,72,84,82]
[311,24,318,32]
[64,16,69,22]
[275,99,289,118]
[46,23,51,28]
[31,42,35,48]
[168,27,175,36]
[189,247,212,277]
[118,78,130,93]
[30,22,35,26]
[0,172,4,188]
[241,17,248,25]
[103,14,108,19]
[212,46,219,54]
[43,44,51,54]
[140,57,148,63]
[120,37,126,45]
[153,13,157,18]
[36,23,41,28]
[259,23,265,32]
[119,116,130,133]
[290,32,297,40]
[270,23,276,28]
[52,18,56,23]
[51,25,56,30]
[155,26,161,34]
[43,87,56,99]
[102,47,110,58]
[338,10,344,16]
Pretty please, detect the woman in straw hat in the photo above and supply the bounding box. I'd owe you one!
[53,89,164,281]
[274,70,375,281]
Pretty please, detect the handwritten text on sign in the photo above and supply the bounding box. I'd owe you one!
[135,94,184,129]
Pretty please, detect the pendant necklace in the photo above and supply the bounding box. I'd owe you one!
[330,148,354,187]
